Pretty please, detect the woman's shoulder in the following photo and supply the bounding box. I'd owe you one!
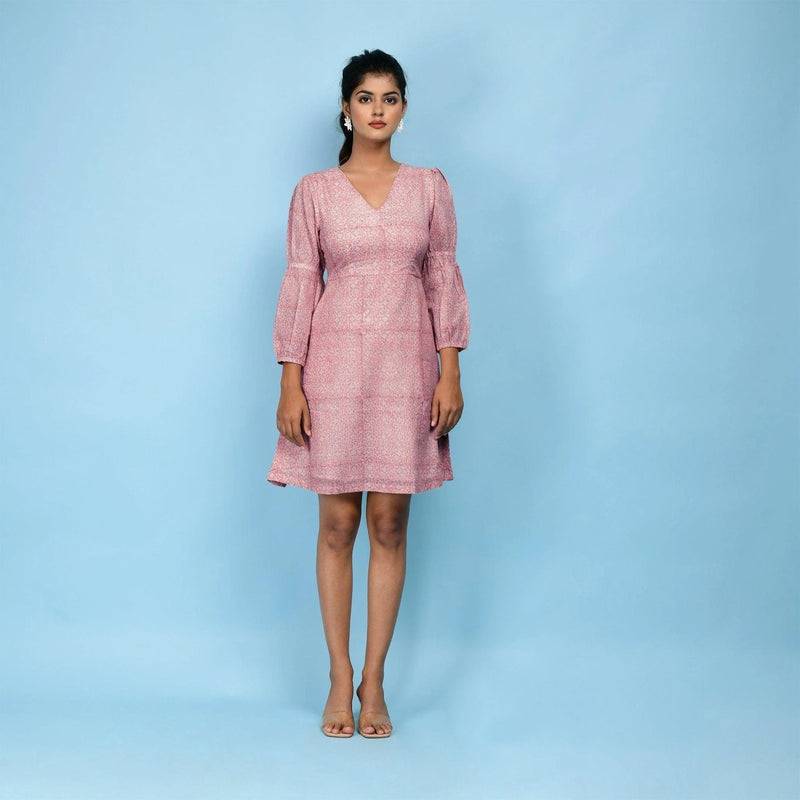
[294,167,338,186]
[406,164,451,192]
[402,163,448,180]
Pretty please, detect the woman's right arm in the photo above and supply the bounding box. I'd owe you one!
[272,175,324,448]
[276,362,310,447]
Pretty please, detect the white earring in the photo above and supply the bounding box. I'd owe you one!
[344,115,352,132]
[397,117,404,132]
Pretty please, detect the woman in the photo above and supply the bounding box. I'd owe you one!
[266,49,470,738]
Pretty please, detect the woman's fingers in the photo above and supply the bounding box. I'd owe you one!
[432,376,464,437]
[434,407,452,438]
[277,413,305,447]
[444,410,455,436]
[276,387,311,447]
[292,413,307,447]
[435,405,463,437]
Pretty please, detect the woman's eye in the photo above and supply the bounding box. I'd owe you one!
[386,97,396,104]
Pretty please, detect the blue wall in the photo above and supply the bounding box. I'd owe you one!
[1,1,797,797]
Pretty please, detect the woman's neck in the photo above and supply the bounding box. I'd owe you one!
[343,141,398,172]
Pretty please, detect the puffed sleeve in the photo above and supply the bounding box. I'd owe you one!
[272,175,325,366]
[422,167,470,352]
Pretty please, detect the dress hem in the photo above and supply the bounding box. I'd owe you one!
[265,471,453,495]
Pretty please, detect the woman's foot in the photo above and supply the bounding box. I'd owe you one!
[321,671,355,737]
[356,678,392,737]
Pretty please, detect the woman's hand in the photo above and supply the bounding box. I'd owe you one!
[277,363,311,447]
[431,372,464,439]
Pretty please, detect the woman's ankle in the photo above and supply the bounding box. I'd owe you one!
[359,669,385,685]
[329,663,355,681]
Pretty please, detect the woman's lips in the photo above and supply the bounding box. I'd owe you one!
[369,121,386,128]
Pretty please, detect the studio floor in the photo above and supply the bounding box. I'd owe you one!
[1,637,796,800]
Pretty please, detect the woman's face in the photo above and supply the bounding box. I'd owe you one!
[343,72,406,140]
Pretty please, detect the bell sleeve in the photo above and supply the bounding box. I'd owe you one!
[422,167,470,352]
[272,174,325,366]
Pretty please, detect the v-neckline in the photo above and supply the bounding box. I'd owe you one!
[336,163,405,212]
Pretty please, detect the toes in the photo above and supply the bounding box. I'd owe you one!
[359,715,392,735]
[323,714,354,735]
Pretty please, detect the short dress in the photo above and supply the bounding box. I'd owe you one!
[266,163,470,494]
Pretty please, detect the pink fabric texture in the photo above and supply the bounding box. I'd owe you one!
[266,163,470,494]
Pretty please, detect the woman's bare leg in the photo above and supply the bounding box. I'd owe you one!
[357,491,411,735]
[317,491,362,735]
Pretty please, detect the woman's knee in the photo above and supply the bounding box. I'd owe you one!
[366,506,408,550]
[319,502,361,551]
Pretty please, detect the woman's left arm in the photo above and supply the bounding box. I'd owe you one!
[422,167,470,438]
[431,347,463,438]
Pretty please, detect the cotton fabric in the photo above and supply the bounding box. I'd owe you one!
[266,163,469,494]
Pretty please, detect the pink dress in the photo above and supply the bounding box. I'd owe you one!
[266,163,470,494]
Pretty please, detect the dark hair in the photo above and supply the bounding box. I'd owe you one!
[338,49,407,166]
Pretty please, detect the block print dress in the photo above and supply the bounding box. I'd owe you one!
[266,163,470,494]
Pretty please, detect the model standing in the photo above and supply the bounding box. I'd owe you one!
[267,49,470,738]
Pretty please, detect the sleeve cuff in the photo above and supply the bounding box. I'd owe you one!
[276,354,306,367]
[435,341,468,353]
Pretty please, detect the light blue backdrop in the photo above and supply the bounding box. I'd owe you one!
[1,1,797,798]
